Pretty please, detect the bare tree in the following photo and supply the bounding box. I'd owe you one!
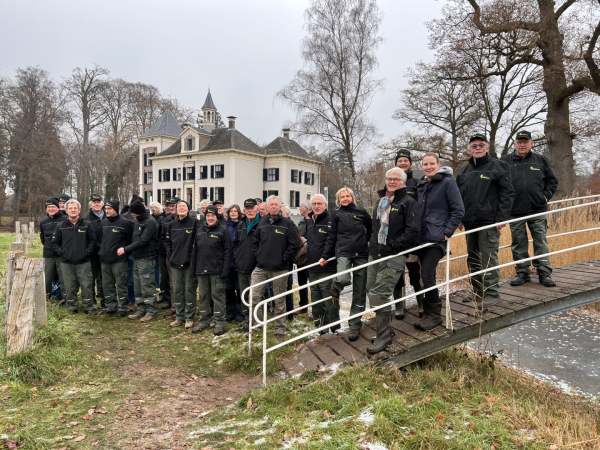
[277,0,384,191]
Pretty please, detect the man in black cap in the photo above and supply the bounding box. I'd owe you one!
[51,199,97,314]
[58,193,70,216]
[233,198,260,332]
[39,197,65,299]
[98,199,134,317]
[122,194,145,311]
[84,194,106,308]
[157,197,176,310]
[501,131,558,287]
[457,133,514,306]
[165,200,198,329]
[212,200,226,224]
[161,197,179,318]
[118,200,158,322]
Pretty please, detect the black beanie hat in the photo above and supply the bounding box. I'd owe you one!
[130,194,144,204]
[129,200,146,215]
[58,193,70,203]
[105,199,120,212]
[205,205,218,216]
[395,149,412,165]
[45,197,60,208]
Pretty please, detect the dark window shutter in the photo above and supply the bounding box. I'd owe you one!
[299,171,303,183]
[159,170,162,182]
[311,173,315,185]
[295,191,300,207]
[274,190,278,196]
[173,168,177,180]
[275,168,279,181]
[219,187,224,201]
[289,191,294,205]
[144,154,147,167]
[211,165,214,178]
[191,167,195,179]
[210,187,214,201]
[291,170,294,182]
[263,168,267,181]
[204,187,208,199]
[143,172,147,184]
[262,190,267,201]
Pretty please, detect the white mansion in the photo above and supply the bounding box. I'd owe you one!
[138,91,321,213]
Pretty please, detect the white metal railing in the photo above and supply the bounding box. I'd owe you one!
[240,195,600,385]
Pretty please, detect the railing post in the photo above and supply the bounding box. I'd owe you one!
[445,239,453,330]
[262,302,268,386]
[247,286,253,356]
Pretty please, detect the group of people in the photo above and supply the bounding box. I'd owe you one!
[39,130,558,354]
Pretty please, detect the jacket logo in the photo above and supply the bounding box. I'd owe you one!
[530,166,540,171]
[78,229,86,233]
[391,207,399,212]
[480,174,490,179]
[275,229,285,235]
[186,230,192,233]
[353,215,363,221]
[210,234,218,238]
[318,228,327,234]
[139,227,142,230]
[112,229,120,233]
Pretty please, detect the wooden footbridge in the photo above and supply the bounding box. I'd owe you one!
[279,261,600,378]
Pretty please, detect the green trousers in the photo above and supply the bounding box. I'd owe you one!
[101,261,129,313]
[332,256,367,330]
[171,266,198,321]
[44,257,62,298]
[158,254,172,303]
[238,271,252,324]
[309,271,339,330]
[197,274,226,328]
[366,254,407,313]
[251,267,288,335]
[89,254,104,302]
[61,261,95,313]
[465,227,501,300]
[509,215,552,275]
[133,257,157,317]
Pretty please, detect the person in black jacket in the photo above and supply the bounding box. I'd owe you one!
[320,187,372,340]
[295,201,311,315]
[165,200,198,329]
[84,193,106,309]
[118,200,158,323]
[251,195,299,341]
[40,197,65,299]
[213,199,227,224]
[366,168,421,354]
[97,199,134,317]
[233,198,260,332]
[307,194,338,334]
[58,193,70,216]
[51,199,97,314]
[457,133,514,306]
[190,205,232,336]
[501,130,559,288]
[392,149,424,320]
[413,153,464,330]
[161,197,179,318]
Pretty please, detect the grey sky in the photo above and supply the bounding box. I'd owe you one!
[0,0,443,158]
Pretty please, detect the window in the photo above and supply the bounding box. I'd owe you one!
[159,169,170,182]
[304,172,312,185]
[289,190,300,208]
[147,153,154,166]
[147,172,153,184]
[161,189,171,203]
[186,138,194,151]
[185,166,195,180]
[177,188,181,198]
[186,188,193,204]
[211,164,225,178]
[291,169,299,183]
[306,192,311,201]
[199,165,208,179]
[214,187,225,202]
[263,168,279,181]
[199,187,208,200]
[262,189,279,201]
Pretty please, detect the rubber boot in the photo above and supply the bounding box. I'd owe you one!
[367,314,392,354]
[371,329,395,343]
[416,294,425,318]
[394,300,405,320]
[315,316,329,335]
[414,302,442,331]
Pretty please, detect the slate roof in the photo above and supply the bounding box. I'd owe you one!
[264,136,319,161]
[202,91,216,110]
[155,139,181,157]
[141,109,182,138]
[201,128,264,155]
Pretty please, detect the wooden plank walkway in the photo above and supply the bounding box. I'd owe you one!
[280,261,600,377]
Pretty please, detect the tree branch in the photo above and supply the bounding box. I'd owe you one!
[467,0,541,33]
[554,0,577,20]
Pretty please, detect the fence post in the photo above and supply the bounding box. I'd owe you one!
[5,258,38,355]
[445,239,453,330]
[11,221,27,253]
[29,221,35,246]
[34,260,47,326]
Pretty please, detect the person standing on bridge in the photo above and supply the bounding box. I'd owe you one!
[501,130,558,288]
[457,133,514,306]
[367,168,421,354]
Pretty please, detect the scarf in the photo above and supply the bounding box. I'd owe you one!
[376,193,394,245]
[246,215,260,235]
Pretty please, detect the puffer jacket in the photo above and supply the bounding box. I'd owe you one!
[190,222,231,277]
[51,217,96,264]
[322,202,372,259]
[124,211,158,260]
[306,210,336,272]
[416,166,464,246]
[40,212,65,258]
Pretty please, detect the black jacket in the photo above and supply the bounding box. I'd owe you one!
[456,153,514,228]
[40,212,65,258]
[98,214,134,264]
[190,222,231,277]
[405,170,418,201]
[124,211,158,259]
[322,203,372,259]
[83,208,105,251]
[233,218,260,273]
[369,187,422,258]
[51,217,96,264]
[416,167,464,246]
[165,214,197,268]
[306,210,336,273]
[500,150,558,216]
[154,213,167,255]
[252,213,299,271]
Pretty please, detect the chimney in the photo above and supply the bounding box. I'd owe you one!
[283,128,290,140]
[227,116,236,129]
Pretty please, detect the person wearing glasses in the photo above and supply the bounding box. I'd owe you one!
[413,153,464,330]
[320,187,372,342]
[366,168,421,354]
[456,133,514,306]
[501,131,558,288]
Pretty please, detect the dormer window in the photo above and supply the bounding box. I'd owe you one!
[186,138,194,151]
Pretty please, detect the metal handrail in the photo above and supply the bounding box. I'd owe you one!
[248,195,600,386]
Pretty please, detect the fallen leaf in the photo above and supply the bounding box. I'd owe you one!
[73,435,86,442]
[82,414,93,421]
[190,374,198,380]
[183,346,189,351]
[186,381,195,387]
[88,382,101,386]
[128,350,135,355]
[436,413,445,424]
[382,383,389,389]
[7,426,14,432]
[0,385,8,392]
[246,397,253,409]
[59,417,66,423]
[322,410,330,419]
[96,424,105,430]
[549,446,558,450]
[2,438,18,450]
[337,395,342,400]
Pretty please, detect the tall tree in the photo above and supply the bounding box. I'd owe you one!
[277,0,384,191]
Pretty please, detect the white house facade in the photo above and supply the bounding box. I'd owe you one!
[138,91,321,214]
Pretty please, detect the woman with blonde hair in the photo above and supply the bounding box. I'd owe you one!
[319,187,372,340]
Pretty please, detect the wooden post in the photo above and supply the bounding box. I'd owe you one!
[29,221,35,246]
[6,258,37,355]
[5,251,24,312]
[11,222,27,252]
[33,260,47,326]
[15,221,21,241]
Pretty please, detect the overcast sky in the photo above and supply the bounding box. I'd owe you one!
[0,0,444,159]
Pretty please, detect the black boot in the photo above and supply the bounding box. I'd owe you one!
[371,328,395,343]
[394,300,405,320]
[416,294,425,318]
[367,314,392,354]
[414,302,442,331]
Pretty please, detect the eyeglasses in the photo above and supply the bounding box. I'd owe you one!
[311,202,324,206]
[469,143,487,149]
[386,177,402,182]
